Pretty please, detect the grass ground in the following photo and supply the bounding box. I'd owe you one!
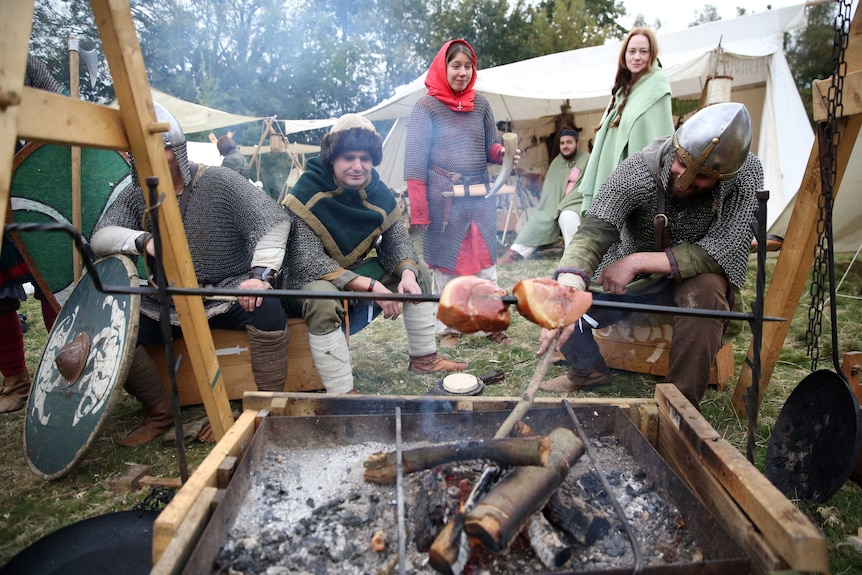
[2,249,862,573]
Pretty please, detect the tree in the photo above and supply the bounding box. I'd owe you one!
[689,4,721,28]
[785,2,839,124]
[527,0,627,58]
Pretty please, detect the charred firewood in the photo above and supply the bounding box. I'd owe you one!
[412,470,449,553]
[546,488,611,546]
[428,514,471,575]
[363,436,551,484]
[526,511,573,568]
[463,428,585,552]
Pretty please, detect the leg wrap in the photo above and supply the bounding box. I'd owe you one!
[403,301,436,358]
[246,325,290,392]
[308,330,353,394]
[123,346,167,409]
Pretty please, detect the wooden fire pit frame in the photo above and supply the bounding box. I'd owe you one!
[150,384,827,575]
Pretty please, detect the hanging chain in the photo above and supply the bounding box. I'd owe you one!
[806,0,852,371]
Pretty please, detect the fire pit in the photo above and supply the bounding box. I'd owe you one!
[181,405,748,574]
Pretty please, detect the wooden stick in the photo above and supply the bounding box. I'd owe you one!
[494,332,559,440]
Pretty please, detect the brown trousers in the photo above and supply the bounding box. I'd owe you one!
[559,273,731,408]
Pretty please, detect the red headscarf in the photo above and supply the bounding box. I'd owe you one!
[425,39,477,112]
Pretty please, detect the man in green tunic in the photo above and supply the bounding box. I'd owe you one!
[499,128,589,264]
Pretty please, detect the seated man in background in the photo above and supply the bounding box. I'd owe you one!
[281,114,467,394]
[91,102,290,445]
[499,126,589,264]
[538,103,762,410]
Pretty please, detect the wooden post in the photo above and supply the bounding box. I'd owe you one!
[69,37,83,282]
[0,1,35,256]
[843,351,862,481]
[89,0,234,439]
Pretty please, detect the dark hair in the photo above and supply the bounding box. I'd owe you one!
[216,135,237,156]
[446,42,474,65]
[320,127,383,166]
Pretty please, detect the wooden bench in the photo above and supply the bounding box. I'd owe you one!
[146,318,324,406]
[592,313,735,389]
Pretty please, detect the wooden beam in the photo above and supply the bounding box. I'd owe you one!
[151,409,258,564]
[90,0,234,440]
[17,88,131,149]
[656,385,827,573]
[0,1,35,254]
[655,394,782,574]
[812,72,862,122]
[151,486,218,575]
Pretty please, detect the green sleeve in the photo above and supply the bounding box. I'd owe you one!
[667,243,725,279]
[558,214,619,277]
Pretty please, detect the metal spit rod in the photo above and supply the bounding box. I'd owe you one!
[562,399,644,574]
[6,222,788,325]
[395,407,407,575]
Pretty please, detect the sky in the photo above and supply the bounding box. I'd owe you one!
[619,0,809,33]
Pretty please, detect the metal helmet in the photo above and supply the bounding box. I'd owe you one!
[673,102,752,189]
[153,101,192,185]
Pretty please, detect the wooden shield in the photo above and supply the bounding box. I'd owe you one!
[25,255,140,480]
[10,143,132,303]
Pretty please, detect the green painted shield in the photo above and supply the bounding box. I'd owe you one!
[25,256,140,480]
[11,143,132,302]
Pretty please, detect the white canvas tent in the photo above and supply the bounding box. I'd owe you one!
[345,3,812,231]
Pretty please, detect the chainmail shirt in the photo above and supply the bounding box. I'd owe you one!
[404,93,500,271]
[563,136,762,289]
[93,164,288,322]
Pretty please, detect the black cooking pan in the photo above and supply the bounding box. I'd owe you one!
[765,369,862,502]
[0,510,158,575]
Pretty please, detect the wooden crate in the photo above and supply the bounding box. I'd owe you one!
[145,318,323,406]
[593,313,735,389]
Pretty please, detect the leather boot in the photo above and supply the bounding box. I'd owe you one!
[540,365,612,392]
[120,394,174,447]
[0,371,31,414]
[246,325,290,392]
[408,352,468,375]
[497,249,524,266]
[122,347,173,446]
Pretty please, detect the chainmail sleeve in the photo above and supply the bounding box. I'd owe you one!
[691,153,761,288]
[376,219,420,278]
[282,212,345,290]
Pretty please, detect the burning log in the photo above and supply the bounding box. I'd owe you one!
[464,428,585,552]
[546,488,612,546]
[363,436,551,484]
[428,513,471,575]
[526,511,573,569]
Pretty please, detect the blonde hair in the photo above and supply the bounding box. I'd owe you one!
[598,28,660,131]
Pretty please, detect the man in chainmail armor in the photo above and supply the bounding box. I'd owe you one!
[282,114,467,394]
[538,103,762,409]
[91,102,290,445]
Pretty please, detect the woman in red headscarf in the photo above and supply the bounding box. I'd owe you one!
[404,39,513,348]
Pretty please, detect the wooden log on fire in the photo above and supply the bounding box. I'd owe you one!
[527,511,573,569]
[546,489,612,546]
[464,428,585,552]
[363,436,551,484]
[428,514,470,575]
